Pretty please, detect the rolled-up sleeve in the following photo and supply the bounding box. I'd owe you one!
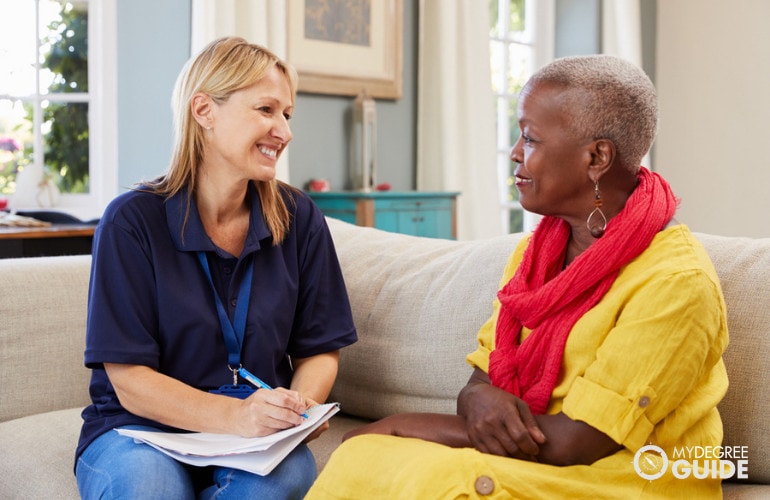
[561,269,728,450]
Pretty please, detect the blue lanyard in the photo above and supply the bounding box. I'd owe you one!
[197,252,254,368]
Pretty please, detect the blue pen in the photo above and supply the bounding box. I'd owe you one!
[238,367,309,418]
[238,367,272,390]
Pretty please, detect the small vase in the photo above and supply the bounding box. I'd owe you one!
[36,177,61,208]
[10,164,60,210]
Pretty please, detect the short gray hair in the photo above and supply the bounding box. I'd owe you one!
[527,54,657,171]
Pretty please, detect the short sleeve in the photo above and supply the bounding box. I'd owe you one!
[84,202,162,369]
[286,199,357,358]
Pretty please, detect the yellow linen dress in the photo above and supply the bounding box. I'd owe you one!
[307,225,729,499]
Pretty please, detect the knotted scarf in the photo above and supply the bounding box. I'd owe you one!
[488,167,678,414]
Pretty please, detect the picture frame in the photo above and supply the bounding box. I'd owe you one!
[286,0,403,99]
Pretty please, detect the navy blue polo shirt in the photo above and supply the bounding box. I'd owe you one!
[76,182,357,460]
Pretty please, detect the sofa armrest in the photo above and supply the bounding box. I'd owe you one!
[0,255,92,422]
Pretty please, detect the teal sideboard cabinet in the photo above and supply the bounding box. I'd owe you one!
[308,191,460,239]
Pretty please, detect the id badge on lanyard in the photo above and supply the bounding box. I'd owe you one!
[197,252,256,399]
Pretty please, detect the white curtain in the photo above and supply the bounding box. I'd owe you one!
[601,0,650,168]
[417,0,502,240]
[190,0,291,183]
[601,0,642,63]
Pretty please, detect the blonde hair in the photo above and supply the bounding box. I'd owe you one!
[147,36,300,244]
[528,54,657,172]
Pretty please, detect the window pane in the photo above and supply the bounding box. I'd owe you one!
[489,0,501,38]
[42,0,89,94]
[496,151,511,205]
[495,97,509,147]
[507,161,520,203]
[491,0,538,233]
[0,2,37,95]
[508,97,520,147]
[0,99,32,195]
[509,0,525,33]
[490,40,504,94]
[506,96,520,149]
[509,208,524,232]
[507,43,529,94]
[44,101,89,192]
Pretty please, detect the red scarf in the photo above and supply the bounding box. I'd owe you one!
[488,167,678,414]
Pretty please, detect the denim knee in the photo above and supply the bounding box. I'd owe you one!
[200,444,317,500]
[76,426,195,500]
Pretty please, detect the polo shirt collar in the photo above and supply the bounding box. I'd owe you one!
[165,182,272,255]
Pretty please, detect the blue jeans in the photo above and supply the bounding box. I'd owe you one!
[76,425,317,499]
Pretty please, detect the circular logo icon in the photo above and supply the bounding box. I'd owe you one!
[634,444,668,480]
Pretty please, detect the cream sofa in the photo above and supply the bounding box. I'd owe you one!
[0,218,768,498]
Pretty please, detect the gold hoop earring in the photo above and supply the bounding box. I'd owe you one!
[587,179,607,238]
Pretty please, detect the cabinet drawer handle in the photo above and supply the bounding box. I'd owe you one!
[412,216,425,222]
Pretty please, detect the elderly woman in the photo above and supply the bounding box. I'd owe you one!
[306,55,728,498]
[75,37,357,499]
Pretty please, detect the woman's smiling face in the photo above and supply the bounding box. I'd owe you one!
[511,81,594,220]
[205,65,294,183]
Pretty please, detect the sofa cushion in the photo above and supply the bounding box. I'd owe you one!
[697,233,770,485]
[0,255,92,423]
[0,407,82,498]
[326,218,522,419]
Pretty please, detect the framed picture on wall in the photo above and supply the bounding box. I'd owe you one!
[287,0,403,99]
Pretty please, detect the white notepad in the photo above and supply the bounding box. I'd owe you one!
[117,402,340,475]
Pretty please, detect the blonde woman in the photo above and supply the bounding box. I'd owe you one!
[76,37,357,499]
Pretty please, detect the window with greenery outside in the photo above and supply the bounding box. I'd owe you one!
[489,0,531,233]
[0,1,89,202]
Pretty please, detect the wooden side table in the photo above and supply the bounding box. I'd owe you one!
[0,224,96,258]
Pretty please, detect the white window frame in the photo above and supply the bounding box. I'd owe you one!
[490,0,554,232]
[6,0,117,220]
[57,0,117,220]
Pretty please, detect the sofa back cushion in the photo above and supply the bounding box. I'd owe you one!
[326,218,522,418]
[0,255,92,422]
[697,233,770,485]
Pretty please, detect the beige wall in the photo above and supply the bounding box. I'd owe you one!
[655,0,770,238]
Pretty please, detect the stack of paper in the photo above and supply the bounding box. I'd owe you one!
[117,402,340,475]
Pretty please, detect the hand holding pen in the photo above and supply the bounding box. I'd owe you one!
[239,367,309,419]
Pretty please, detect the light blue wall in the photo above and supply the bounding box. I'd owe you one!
[116,0,190,190]
[640,0,657,84]
[282,0,419,192]
[555,0,601,57]
[116,0,417,194]
[115,1,655,195]
[554,0,657,81]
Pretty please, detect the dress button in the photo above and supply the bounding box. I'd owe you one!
[638,396,651,408]
[474,475,494,495]
[230,298,237,307]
